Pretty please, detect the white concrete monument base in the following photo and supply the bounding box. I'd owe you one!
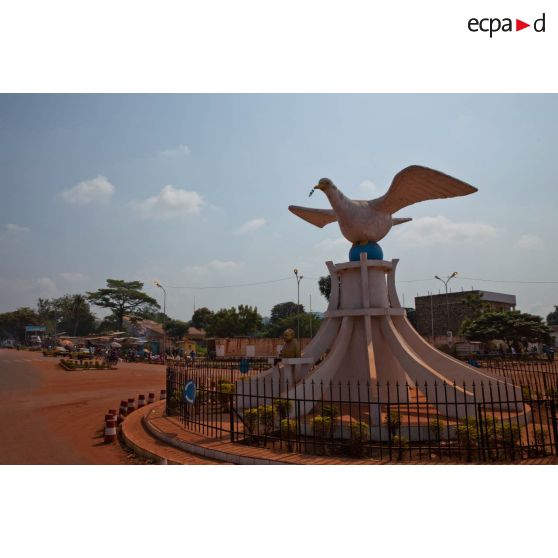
[236,253,523,418]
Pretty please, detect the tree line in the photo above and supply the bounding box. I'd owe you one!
[0,279,323,342]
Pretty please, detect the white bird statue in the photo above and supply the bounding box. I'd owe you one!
[289,165,477,245]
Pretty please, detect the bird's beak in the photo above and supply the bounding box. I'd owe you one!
[313,183,325,191]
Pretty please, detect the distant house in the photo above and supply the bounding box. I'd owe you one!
[414,290,516,344]
[206,336,311,358]
[186,327,206,341]
[123,317,165,354]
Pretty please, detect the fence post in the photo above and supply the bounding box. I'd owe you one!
[549,398,558,456]
[229,393,235,443]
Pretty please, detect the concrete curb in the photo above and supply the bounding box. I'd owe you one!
[141,408,289,465]
[121,400,292,465]
[120,403,179,464]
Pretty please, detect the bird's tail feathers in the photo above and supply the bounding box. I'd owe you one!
[392,217,412,226]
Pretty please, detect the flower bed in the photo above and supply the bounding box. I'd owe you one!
[59,358,117,371]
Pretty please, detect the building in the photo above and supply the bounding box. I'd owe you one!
[123,317,165,354]
[206,337,312,358]
[414,290,516,343]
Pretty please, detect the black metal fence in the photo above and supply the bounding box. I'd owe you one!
[166,359,558,463]
[473,357,558,397]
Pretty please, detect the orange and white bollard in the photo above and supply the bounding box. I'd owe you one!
[104,414,117,443]
[119,400,128,416]
[147,393,155,405]
[160,389,166,400]
[127,398,136,414]
[138,394,146,409]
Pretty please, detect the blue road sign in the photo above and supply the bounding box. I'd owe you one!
[183,380,196,404]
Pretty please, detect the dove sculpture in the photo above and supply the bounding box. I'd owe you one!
[288,165,477,245]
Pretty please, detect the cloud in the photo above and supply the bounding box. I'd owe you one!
[358,180,377,197]
[316,237,347,252]
[61,175,115,205]
[36,277,57,296]
[59,272,88,282]
[516,234,543,251]
[4,223,31,234]
[159,144,191,157]
[133,185,205,220]
[184,259,241,275]
[234,218,266,235]
[393,216,498,247]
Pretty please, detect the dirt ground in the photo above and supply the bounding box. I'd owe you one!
[0,348,168,464]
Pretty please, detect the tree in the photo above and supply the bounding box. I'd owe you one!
[36,295,96,336]
[59,294,96,336]
[206,305,263,338]
[266,312,322,338]
[270,302,304,324]
[86,279,159,331]
[0,307,42,342]
[37,298,57,334]
[133,304,168,324]
[318,276,331,301]
[191,307,214,330]
[164,319,190,343]
[237,304,263,336]
[547,306,558,326]
[458,292,490,336]
[460,310,552,350]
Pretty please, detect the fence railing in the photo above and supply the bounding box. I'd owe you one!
[166,361,558,462]
[473,357,558,397]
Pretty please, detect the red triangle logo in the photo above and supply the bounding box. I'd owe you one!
[516,19,530,31]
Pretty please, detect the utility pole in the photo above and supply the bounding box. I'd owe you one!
[434,272,458,343]
[429,291,434,345]
[293,268,303,345]
[154,281,167,362]
[309,294,313,338]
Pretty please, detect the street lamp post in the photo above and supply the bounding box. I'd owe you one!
[293,268,303,345]
[154,281,167,362]
[434,272,458,342]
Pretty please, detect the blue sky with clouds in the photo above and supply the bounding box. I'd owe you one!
[1,94,557,320]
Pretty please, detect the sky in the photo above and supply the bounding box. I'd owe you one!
[0,94,557,321]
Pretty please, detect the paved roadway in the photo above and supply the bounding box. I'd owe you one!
[0,348,168,464]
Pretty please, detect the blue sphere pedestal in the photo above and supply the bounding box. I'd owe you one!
[349,242,383,262]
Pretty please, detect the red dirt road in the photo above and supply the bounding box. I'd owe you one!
[0,349,169,464]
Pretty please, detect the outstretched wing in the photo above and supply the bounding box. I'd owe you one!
[373,166,477,214]
[288,205,337,228]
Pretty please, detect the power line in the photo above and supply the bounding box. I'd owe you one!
[161,277,293,290]
[159,274,558,291]
[457,277,558,285]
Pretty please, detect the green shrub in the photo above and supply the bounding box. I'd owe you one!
[320,404,339,420]
[216,380,235,411]
[494,422,520,446]
[242,405,275,435]
[312,415,333,438]
[274,398,292,419]
[243,407,261,434]
[387,411,401,436]
[350,421,368,441]
[429,417,445,441]
[533,427,547,446]
[280,418,297,437]
[455,417,480,447]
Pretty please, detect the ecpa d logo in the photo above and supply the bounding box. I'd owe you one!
[468,13,546,37]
